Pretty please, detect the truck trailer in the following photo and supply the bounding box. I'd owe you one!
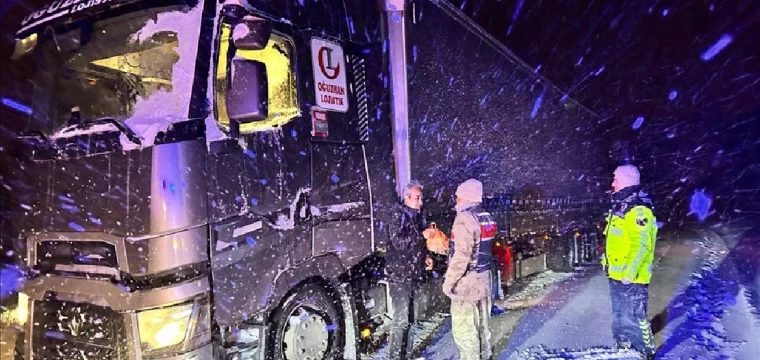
[6,0,608,359]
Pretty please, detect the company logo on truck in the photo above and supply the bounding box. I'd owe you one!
[317,47,341,79]
[311,38,349,112]
[19,0,120,34]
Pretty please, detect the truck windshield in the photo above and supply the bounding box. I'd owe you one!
[22,4,201,135]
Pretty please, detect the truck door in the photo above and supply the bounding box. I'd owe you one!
[308,37,374,269]
[310,142,373,266]
[208,21,315,326]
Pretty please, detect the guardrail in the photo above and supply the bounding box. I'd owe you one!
[485,194,607,292]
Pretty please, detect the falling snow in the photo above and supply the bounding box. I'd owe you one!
[700,34,734,62]
[632,116,645,130]
[0,0,758,359]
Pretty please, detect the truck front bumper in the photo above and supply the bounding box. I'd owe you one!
[152,343,214,360]
[17,275,212,360]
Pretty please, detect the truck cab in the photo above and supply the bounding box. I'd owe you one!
[11,0,400,359]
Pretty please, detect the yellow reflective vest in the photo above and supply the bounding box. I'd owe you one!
[602,204,657,284]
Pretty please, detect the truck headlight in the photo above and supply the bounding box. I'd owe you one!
[137,297,211,357]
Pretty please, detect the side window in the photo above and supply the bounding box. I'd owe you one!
[215,23,300,133]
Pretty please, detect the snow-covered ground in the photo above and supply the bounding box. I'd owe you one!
[368,313,451,360]
[655,227,760,359]
[2,225,757,360]
[369,268,576,359]
[413,225,760,360]
[498,270,576,309]
[510,346,642,360]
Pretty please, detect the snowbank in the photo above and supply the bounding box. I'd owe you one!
[511,345,642,360]
[501,270,575,306]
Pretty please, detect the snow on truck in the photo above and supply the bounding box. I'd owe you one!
[8,0,607,359]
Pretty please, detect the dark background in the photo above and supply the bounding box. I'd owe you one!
[1,0,759,260]
[448,0,760,223]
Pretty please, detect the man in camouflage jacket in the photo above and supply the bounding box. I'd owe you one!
[443,179,497,360]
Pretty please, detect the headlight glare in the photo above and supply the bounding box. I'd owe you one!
[154,322,184,348]
[137,297,211,357]
[16,293,29,326]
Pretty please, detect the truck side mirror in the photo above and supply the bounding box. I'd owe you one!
[226,58,268,124]
[232,17,272,51]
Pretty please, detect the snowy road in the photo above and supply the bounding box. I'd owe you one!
[412,225,760,360]
[2,225,757,360]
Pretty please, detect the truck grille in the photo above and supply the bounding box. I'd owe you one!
[32,296,125,359]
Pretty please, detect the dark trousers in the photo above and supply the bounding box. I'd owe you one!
[609,278,655,355]
[389,282,416,359]
[491,266,501,301]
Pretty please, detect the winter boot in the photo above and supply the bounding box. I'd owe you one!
[491,304,505,316]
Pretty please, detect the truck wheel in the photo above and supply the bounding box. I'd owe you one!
[268,283,343,360]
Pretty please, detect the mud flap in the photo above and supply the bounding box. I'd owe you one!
[339,283,359,360]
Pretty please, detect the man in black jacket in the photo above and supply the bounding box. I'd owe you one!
[386,180,433,360]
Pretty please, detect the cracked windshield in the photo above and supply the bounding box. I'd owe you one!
[0,1,758,360]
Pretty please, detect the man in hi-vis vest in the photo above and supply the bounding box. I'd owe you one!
[603,165,657,359]
[443,179,497,360]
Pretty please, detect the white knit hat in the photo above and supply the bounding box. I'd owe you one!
[614,165,641,188]
[455,178,483,203]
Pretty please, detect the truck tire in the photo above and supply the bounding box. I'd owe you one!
[267,283,344,360]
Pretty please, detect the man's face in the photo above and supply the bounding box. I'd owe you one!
[611,174,623,193]
[404,187,423,209]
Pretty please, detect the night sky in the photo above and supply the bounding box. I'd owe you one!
[448,0,760,221]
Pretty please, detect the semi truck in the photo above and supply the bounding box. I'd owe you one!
[6,0,608,359]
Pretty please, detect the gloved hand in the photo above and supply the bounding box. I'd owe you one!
[442,281,457,297]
